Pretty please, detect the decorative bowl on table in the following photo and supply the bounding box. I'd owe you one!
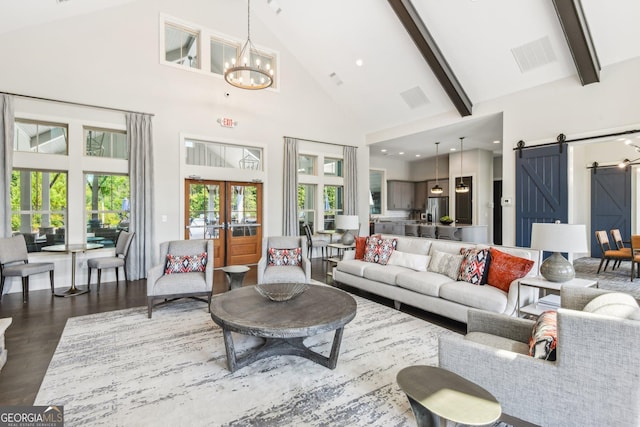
[439,215,454,225]
[255,283,308,302]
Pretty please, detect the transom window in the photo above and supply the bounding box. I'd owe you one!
[298,155,316,175]
[14,120,68,155]
[324,158,343,177]
[210,37,238,76]
[164,24,200,69]
[85,127,127,159]
[185,139,263,170]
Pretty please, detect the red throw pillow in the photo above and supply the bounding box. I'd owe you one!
[165,252,207,274]
[354,236,367,260]
[486,247,534,292]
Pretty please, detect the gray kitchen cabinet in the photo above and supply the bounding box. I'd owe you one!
[414,181,427,210]
[387,181,415,210]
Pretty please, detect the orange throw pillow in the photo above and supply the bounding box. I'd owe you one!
[486,247,534,292]
[354,236,367,260]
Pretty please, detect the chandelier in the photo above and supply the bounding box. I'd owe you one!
[455,137,469,193]
[224,0,274,90]
[431,142,443,194]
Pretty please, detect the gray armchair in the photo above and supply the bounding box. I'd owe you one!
[257,236,310,284]
[438,286,640,426]
[147,239,213,318]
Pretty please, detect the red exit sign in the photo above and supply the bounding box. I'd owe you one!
[218,117,237,128]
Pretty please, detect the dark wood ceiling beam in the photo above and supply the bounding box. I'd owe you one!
[388,0,472,117]
[552,0,600,85]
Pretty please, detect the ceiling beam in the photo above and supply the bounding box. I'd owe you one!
[552,0,600,85]
[387,0,472,117]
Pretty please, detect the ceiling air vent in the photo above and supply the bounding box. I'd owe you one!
[400,86,429,109]
[511,36,557,73]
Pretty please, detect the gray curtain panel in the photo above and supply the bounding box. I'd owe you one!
[283,137,299,236]
[127,113,155,280]
[343,145,358,216]
[0,95,14,238]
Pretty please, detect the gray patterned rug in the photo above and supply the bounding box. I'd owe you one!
[36,292,462,426]
[574,257,640,299]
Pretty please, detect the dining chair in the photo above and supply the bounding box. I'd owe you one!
[303,223,328,259]
[610,229,632,269]
[630,235,640,281]
[594,230,631,273]
[0,235,55,303]
[87,231,135,293]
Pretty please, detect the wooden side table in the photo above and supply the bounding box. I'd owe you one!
[221,265,250,291]
[397,365,501,427]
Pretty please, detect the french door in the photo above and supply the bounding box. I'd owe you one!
[185,180,262,268]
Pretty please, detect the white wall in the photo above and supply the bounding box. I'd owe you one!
[0,0,368,293]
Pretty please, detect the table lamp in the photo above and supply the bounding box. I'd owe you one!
[335,215,359,245]
[530,222,588,282]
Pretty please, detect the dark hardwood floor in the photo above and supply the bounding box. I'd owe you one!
[0,258,465,407]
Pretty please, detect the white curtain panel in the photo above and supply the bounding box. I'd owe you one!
[0,95,14,238]
[127,113,155,280]
[283,137,299,236]
[343,145,358,216]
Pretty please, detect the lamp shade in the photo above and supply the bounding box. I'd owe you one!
[335,215,359,231]
[530,223,588,253]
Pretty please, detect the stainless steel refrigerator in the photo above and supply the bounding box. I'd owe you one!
[426,197,449,222]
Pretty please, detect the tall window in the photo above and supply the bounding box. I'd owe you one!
[14,120,68,155]
[85,128,127,159]
[85,174,130,248]
[323,185,343,230]
[11,170,67,252]
[297,184,316,233]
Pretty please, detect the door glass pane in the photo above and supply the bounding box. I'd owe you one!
[230,184,258,237]
[188,183,220,239]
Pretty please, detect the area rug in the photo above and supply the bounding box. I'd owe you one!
[574,257,640,299]
[36,292,461,426]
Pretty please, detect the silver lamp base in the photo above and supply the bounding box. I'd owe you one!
[540,252,575,282]
[341,230,355,245]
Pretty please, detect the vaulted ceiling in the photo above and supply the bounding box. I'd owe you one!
[2,0,639,159]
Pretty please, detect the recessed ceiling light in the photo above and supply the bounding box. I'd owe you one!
[399,152,405,155]
[381,149,387,152]
[493,140,500,144]
[355,59,364,67]
[415,154,421,157]
[450,148,456,151]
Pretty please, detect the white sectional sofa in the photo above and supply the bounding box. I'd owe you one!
[333,235,541,323]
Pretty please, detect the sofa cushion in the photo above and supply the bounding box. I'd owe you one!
[439,281,508,313]
[164,252,207,274]
[486,247,534,293]
[387,251,430,271]
[583,292,640,319]
[362,264,407,285]
[428,250,464,280]
[395,237,431,255]
[363,236,397,265]
[336,259,370,277]
[396,271,454,297]
[262,265,306,283]
[457,248,490,285]
[465,331,530,355]
[529,310,557,361]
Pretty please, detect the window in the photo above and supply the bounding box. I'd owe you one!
[297,184,316,233]
[369,170,383,215]
[85,174,130,248]
[185,139,263,170]
[14,120,68,155]
[210,37,238,76]
[164,23,199,69]
[324,158,343,177]
[323,185,343,230]
[298,155,316,175]
[11,170,67,252]
[85,128,127,159]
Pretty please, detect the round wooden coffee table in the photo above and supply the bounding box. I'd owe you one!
[397,365,501,426]
[210,284,357,372]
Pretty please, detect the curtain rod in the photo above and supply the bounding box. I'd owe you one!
[284,136,358,148]
[1,90,155,117]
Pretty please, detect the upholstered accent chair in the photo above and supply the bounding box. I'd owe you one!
[0,235,55,303]
[631,234,640,281]
[87,231,135,292]
[439,286,640,426]
[146,239,213,318]
[257,236,311,284]
[595,230,631,273]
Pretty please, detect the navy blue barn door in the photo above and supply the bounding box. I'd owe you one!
[515,145,568,247]
[590,167,631,255]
